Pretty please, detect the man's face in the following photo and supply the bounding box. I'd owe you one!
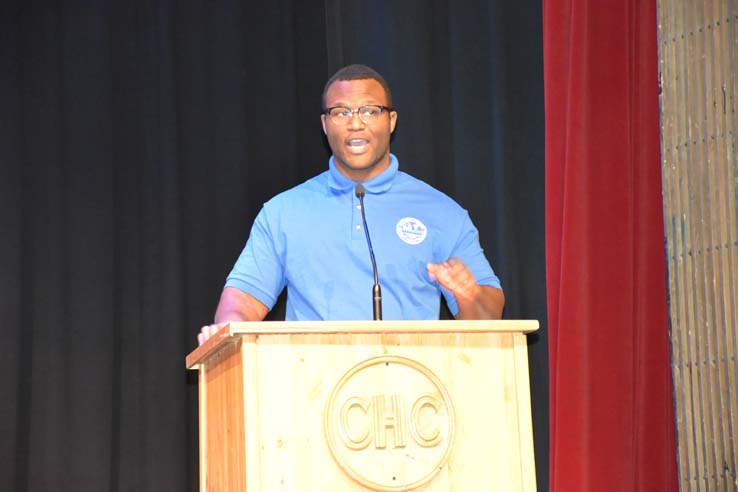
[321,78,397,182]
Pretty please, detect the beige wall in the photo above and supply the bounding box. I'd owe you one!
[658,1,738,490]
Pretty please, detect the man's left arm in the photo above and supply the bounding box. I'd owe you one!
[427,258,505,319]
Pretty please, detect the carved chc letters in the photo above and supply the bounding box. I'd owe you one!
[324,356,456,491]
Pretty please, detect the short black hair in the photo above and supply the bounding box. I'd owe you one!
[322,64,393,109]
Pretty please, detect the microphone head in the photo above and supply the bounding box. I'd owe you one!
[354,183,366,198]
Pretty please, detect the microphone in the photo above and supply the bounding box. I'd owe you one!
[354,184,382,320]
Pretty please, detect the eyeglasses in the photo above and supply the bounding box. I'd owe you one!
[324,105,392,124]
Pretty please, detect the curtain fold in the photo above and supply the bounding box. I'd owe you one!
[544,0,678,490]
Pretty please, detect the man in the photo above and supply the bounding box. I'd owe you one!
[198,64,503,345]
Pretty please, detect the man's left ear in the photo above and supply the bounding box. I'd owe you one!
[390,111,398,133]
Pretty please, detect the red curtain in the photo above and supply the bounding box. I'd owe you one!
[544,0,678,490]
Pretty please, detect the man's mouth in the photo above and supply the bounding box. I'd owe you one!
[346,138,369,152]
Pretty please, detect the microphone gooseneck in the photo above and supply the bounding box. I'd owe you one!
[354,184,382,321]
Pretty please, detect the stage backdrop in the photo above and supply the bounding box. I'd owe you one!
[0,2,547,491]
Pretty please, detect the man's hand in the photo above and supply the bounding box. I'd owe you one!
[426,257,504,319]
[197,287,270,345]
[197,323,228,346]
[427,257,482,302]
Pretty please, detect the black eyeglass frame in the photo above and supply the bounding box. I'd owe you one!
[323,105,393,124]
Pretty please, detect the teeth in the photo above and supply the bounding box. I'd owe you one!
[348,139,368,146]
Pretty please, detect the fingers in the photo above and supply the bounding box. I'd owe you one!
[197,323,226,346]
[426,257,479,300]
[427,258,467,283]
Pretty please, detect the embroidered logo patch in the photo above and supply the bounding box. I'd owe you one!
[396,217,427,245]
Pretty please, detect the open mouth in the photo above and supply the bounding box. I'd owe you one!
[346,138,369,152]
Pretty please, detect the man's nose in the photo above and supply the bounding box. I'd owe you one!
[348,111,365,129]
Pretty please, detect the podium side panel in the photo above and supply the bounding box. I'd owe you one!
[201,339,246,491]
[198,369,206,492]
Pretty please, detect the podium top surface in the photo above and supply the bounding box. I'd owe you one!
[186,319,538,369]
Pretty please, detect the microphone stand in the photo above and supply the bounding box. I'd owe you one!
[354,184,382,320]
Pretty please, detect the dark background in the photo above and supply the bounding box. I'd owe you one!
[0,1,546,490]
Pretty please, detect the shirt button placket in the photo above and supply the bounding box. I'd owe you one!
[352,196,364,240]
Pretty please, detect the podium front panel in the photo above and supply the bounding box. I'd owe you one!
[191,326,536,492]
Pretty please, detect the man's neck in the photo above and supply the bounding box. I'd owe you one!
[335,158,390,182]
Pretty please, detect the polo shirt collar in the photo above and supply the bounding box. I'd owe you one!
[327,153,399,194]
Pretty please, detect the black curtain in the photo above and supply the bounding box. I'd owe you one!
[1,1,546,491]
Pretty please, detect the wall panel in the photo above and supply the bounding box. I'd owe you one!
[658,1,738,490]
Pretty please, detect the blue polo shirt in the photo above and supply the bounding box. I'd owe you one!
[225,154,501,320]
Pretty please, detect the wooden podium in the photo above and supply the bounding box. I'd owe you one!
[186,320,538,491]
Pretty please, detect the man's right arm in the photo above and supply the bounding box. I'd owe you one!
[197,287,269,345]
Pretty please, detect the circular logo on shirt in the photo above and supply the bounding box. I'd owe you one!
[396,217,427,245]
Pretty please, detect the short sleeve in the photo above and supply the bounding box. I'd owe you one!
[225,206,286,309]
[441,211,502,316]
